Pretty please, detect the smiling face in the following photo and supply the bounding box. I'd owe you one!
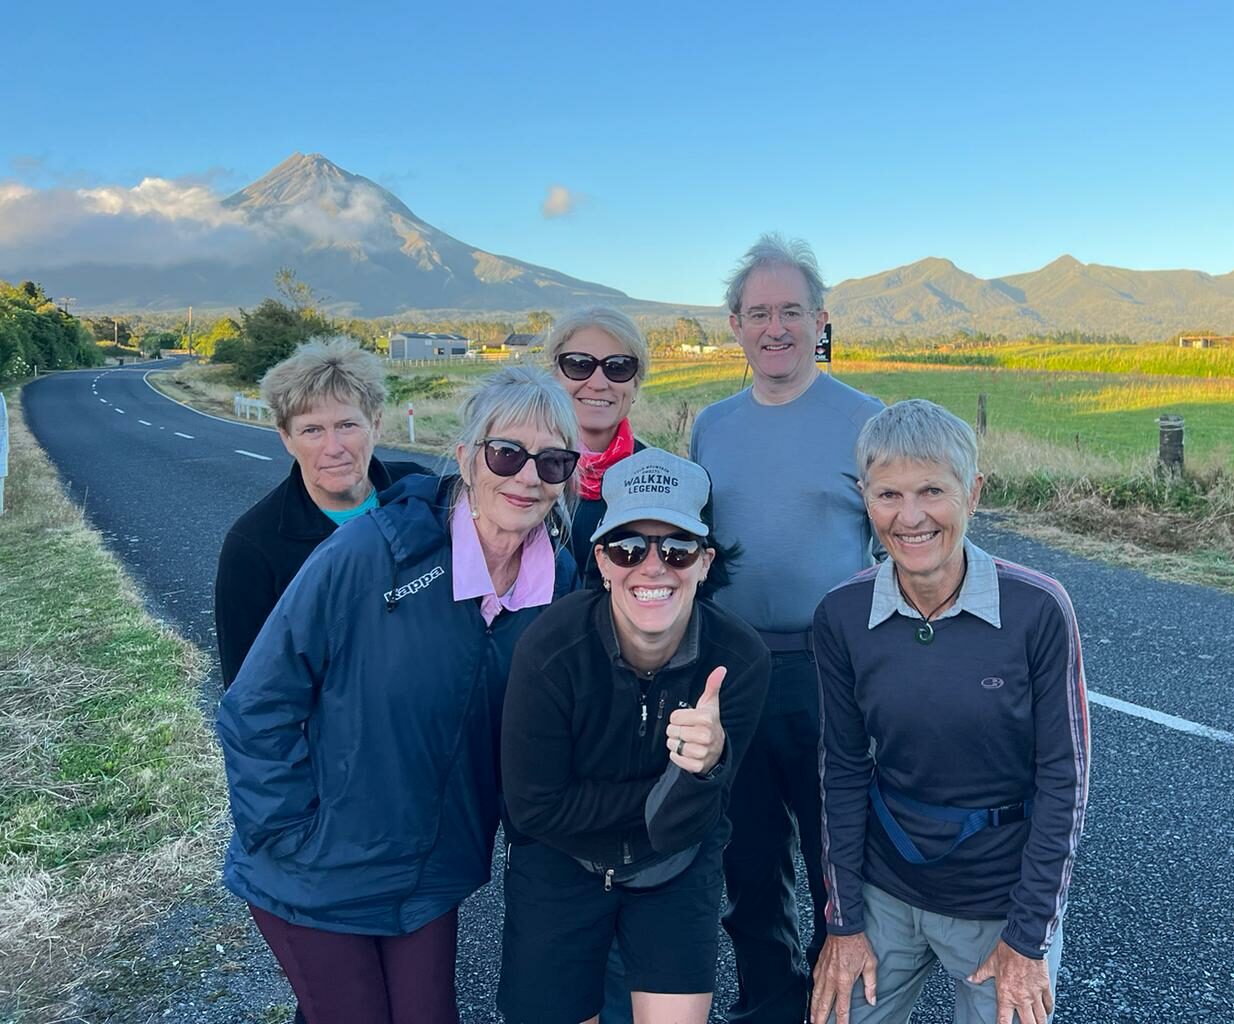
[279,397,381,511]
[458,418,569,542]
[597,518,714,655]
[730,265,828,398]
[862,457,984,603]
[553,325,638,451]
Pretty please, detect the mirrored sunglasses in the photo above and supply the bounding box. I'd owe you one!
[602,531,704,569]
[556,351,640,383]
[478,438,579,485]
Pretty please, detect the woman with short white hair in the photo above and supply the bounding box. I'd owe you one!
[811,399,1090,1024]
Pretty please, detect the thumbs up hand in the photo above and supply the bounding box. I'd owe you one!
[667,666,727,775]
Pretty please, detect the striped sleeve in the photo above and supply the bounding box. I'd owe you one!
[997,562,1091,959]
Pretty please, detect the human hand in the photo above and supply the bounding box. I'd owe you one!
[666,666,726,774]
[810,932,878,1024]
[967,939,1053,1024]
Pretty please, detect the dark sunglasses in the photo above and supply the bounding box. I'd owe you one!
[477,438,580,485]
[602,531,705,569]
[556,351,640,383]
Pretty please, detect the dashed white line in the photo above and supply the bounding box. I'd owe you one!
[99,398,108,404]
[138,420,152,426]
[114,408,125,414]
[1091,691,1234,745]
[235,449,273,461]
[174,431,195,439]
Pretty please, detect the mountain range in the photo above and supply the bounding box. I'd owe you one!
[7,152,1234,339]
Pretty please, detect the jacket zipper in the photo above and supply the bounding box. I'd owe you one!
[604,868,614,892]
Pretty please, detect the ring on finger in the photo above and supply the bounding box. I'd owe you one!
[675,737,685,755]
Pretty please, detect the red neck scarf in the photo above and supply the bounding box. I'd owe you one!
[577,419,635,501]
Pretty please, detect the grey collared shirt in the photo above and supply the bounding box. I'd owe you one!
[867,538,1001,631]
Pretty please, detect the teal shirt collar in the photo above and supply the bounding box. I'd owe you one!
[321,487,379,526]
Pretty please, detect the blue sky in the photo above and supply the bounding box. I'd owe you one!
[4,0,1233,306]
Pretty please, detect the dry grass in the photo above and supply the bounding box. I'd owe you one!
[980,429,1234,590]
[0,388,227,1021]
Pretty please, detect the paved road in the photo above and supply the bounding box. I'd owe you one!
[23,364,1234,1022]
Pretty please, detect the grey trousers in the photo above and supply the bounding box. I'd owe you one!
[844,884,1064,1024]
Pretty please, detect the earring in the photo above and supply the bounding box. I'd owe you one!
[550,522,560,537]
[602,578,611,592]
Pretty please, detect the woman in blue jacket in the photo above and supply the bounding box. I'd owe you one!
[218,365,580,1024]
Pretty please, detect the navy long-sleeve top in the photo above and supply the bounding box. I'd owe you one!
[814,541,1090,959]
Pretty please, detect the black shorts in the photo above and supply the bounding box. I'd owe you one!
[497,838,725,1024]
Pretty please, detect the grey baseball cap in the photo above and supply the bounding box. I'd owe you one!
[590,448,711,542]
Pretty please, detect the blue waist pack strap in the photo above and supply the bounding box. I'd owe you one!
[869,778,1033,866]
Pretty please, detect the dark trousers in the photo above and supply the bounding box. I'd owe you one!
[721,650,827,1023]
[249,903,460,1024]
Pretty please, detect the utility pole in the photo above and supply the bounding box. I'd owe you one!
[187,306,194,354]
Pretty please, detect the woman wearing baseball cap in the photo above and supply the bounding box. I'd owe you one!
[498,448,771,1024]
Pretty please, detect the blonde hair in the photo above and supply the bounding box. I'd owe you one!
[260,336,387,430]
[542,306,650,387]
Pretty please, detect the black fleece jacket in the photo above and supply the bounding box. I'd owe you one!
[502,589,770,869]
[214,456,428,687]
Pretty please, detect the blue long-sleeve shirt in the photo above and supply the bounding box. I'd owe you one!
[814,543,1090,958]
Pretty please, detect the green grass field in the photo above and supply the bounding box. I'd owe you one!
[639,356,1233,466]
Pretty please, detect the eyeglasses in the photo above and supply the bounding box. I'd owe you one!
[737,305,816,327]
[556,351,640,383]
[602,531,705,569]
[477,438,580,485]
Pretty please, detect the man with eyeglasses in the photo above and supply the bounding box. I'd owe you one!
[690,232,883,1023]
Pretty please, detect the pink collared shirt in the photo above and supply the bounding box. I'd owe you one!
[451,496,556,625]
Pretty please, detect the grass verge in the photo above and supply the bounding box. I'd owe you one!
[0,385,227,1021]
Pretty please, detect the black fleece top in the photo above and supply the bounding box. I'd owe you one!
[214,456,427,687]
[502,589,770,869]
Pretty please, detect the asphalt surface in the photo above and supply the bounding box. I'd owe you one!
[22,363,1234,1022]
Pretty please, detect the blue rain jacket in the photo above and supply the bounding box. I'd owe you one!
[218,473,577,934]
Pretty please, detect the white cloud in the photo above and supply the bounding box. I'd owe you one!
[542,184,583,219]
[0,177,256,269]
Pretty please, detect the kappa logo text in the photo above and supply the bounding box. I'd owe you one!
[384,566,445,604]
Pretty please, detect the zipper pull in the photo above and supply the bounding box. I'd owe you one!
[604,868,614,892]
[657,691,668,721]
[639,696,648,737]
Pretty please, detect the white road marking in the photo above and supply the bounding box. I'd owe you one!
[235,449,272,461]
[174,431,195,439]
[99,398,108,403]
[1090,690,1234,745]
[114,408,125,414]
[138,420,152,426]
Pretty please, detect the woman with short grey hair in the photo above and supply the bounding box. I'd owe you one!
[218,363,580,1024]
[811,399,1090,1024]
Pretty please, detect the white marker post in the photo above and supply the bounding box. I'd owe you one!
[407,402,416,444]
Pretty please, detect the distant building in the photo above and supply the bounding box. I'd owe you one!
[678,343,719,355]
[388,331,471,360]
[1177,334,1234,349]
